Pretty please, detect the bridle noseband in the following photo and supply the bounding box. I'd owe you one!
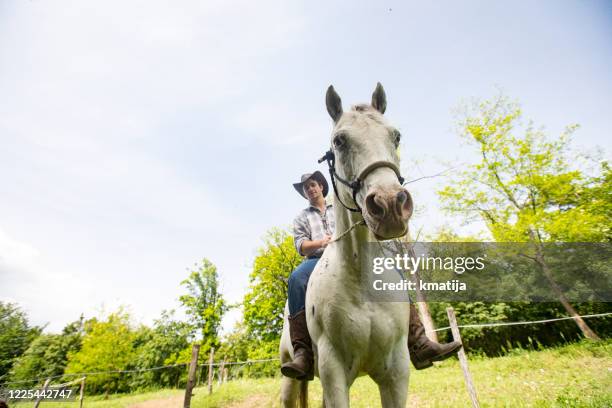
[318,149,405,213]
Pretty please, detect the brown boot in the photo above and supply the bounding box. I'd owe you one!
[408,304,462,370]
[281,309,314,380]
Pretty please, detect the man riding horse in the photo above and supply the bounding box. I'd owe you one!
[281,171,462,380]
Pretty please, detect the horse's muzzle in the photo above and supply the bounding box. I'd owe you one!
[364,187,413,239]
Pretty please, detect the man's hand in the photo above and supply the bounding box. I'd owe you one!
[320,235,332,248]
[300,235,333,257]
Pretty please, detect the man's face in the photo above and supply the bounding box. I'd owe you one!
[303,179,323,202]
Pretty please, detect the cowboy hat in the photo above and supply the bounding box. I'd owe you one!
[293,171,329,199]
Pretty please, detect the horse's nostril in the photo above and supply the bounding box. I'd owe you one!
[366,193,386,219]
[397,191,407,205]
[400,189,413,219]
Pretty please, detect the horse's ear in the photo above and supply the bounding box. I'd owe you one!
[371,82,387,114]
[326,85,343,123]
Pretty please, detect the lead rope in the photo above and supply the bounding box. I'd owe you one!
[330,219,366,243]
[375,238,415,304]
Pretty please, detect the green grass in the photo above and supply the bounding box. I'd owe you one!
[9,388,184,408]
[10,341,610,407]
[194,340,611,408]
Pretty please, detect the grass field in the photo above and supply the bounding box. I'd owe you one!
[10,340,611,407]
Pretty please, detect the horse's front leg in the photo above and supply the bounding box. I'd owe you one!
[316,336,352,408]
[373,344,410,408]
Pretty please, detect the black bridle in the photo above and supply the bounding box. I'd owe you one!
[318,149,405,213]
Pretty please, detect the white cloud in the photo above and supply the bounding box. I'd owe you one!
[0,227,98,329]
[0,228,40,274]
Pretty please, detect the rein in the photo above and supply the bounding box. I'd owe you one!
[318,149,405,213]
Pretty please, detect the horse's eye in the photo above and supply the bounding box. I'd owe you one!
[333,133,346,149]
[393,130,401,147]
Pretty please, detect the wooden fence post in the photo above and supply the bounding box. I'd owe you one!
[447,307,480,408]
[34,378,51,408]
[218,357,226,385]
[207,347,215,395]
[197,365,204,386]
[79,377,86,408]
[183,344,200,408]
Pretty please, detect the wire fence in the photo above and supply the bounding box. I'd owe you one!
[203,358,279,367]
[430,312,612,333]
[0,363,189,387]
[1,311,609,389]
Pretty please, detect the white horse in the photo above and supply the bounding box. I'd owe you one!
[280,83,414,407]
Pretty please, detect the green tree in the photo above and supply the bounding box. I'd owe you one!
[217,322,282,378]
[548,161,611,242]
[9,317,84,386]
[179,259,226,354]
[425,228,612,355]
[243,228,301,342]
[438,93,610,339]
[0,302,41,380]
[217,228,303,378]
[9,335,59,385]
[64,310,138,394]
[130,310,193,390]
[217,321,250,365]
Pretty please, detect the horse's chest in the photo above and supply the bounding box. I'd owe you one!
[340,302,406,345]
[307,260,408,355]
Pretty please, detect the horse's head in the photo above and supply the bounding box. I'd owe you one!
[324,83,413,240]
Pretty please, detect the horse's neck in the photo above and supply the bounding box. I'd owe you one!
[333,204,369,272]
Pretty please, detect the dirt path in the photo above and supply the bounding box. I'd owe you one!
[128,395,183,408]
[225,394,270,408]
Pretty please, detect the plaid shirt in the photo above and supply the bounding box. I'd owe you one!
[293,202,335,258]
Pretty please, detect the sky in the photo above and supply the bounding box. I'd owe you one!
[1,0,611,333]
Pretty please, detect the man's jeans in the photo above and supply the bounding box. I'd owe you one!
[288,257,319,316]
